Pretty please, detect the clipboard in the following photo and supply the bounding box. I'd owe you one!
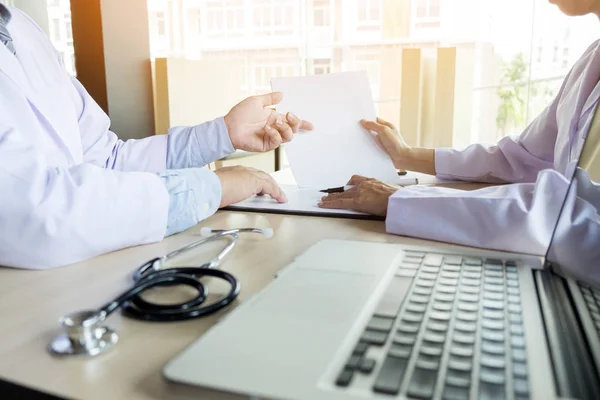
[223,185,384,220]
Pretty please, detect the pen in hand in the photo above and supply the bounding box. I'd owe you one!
[319,178,419,193]
[319,185,353,194]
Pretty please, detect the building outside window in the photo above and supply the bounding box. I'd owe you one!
[356,0,381,31]
[45,0,75,76]
[413,0,441,29]
[146,0,599,147]
[311,0,331,27]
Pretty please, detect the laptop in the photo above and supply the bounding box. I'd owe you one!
[164,109,600,399]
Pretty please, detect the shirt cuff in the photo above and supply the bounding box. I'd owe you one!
[166,117,235,169]
[434,148,456,180]
[158,168,222,236]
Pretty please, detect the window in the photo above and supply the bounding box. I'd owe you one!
[156,11,166,36]
[147,0,599,149]
[51,18,61,42]
[252,58,298,93]
[44,0,75,75]
[357,0,381,30]
[206,0,244,38]
[312,0,330,27]
[312,59,331,75]
[414,0,441,29]
[253,0,295,36]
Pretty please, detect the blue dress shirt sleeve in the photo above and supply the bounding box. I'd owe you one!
[158,168,222,236]
[166,117,236,169]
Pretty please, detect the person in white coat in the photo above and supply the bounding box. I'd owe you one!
[319,0,600,284]
[0,2,313,270]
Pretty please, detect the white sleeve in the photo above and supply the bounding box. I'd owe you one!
[0,123,170,270]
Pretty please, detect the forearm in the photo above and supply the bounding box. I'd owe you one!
[396,147,436,176]
[385,169,570,254]
[167,117,235,169]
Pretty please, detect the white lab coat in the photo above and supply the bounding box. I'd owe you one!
[0,7,172,269]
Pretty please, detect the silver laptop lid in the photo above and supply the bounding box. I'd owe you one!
[545,101,600,285]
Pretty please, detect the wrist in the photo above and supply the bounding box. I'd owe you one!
[400,147,436,175]
[223,113,236,149]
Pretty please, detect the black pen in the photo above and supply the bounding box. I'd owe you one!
[319,178,419,193]
[319,185,353,193]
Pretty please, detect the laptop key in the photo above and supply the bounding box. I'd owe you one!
[406,367,439,399]
[372,356,409,395]
[361,329,388,345]
[458,302,478,312]
[514,378,530,396]
[479,381,506,400]
[448,356,473,372]
[444,255,462,265]
[388,343,412,358]
[424,255,443,266]
[482,319,505,330]
[358,358,376,374]
[513,362,528,377]
[481,354,506,369]
[455,321,477,333]
[353,341,368,356]
[397,323,420,334]
[484,291,505,301]
[406,302,428,313]
[430,311,452,321]
[427,321,449,332]
[420,345,443,357]
[482,329,505,342]
[433,302,453,311]
[423,331,446,343]
[394,333,416,346]
[482,341,505,355]
[446,369,471,387]
[450,345,474,357]
[335,368,354,387]
[367,316,395,332]
[347,355,361,369]
[464,257,483,266]
[443,385,470,400]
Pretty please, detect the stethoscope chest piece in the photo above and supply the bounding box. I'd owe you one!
[49,310,118,356]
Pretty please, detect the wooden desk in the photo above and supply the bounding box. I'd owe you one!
[0,183,487,400]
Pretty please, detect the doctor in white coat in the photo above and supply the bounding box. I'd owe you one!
[319,0,600,284]
[0,3,312,270]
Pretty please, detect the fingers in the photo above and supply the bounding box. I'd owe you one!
[299,120,314,131]
[275,115,294,142]
[254,172,287,203]
[318,198,355,210]
[264,125,282,148]
[347,175,370,185]
[285,112,314,134]
[376,117,397,130]
[360,119,387,134]
[257,92,283,107]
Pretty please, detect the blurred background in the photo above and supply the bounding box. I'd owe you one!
[8,0,600,170]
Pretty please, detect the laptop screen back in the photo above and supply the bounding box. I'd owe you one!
[545,101,600,283]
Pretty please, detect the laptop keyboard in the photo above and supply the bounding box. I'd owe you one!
[579,283,600,335]
[335,251,530,399]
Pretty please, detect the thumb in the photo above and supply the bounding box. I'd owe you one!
[257,92,283,107]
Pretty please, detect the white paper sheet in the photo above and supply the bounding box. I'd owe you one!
[271,71,399,189]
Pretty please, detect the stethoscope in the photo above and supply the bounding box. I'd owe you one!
[48,227,273,357]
